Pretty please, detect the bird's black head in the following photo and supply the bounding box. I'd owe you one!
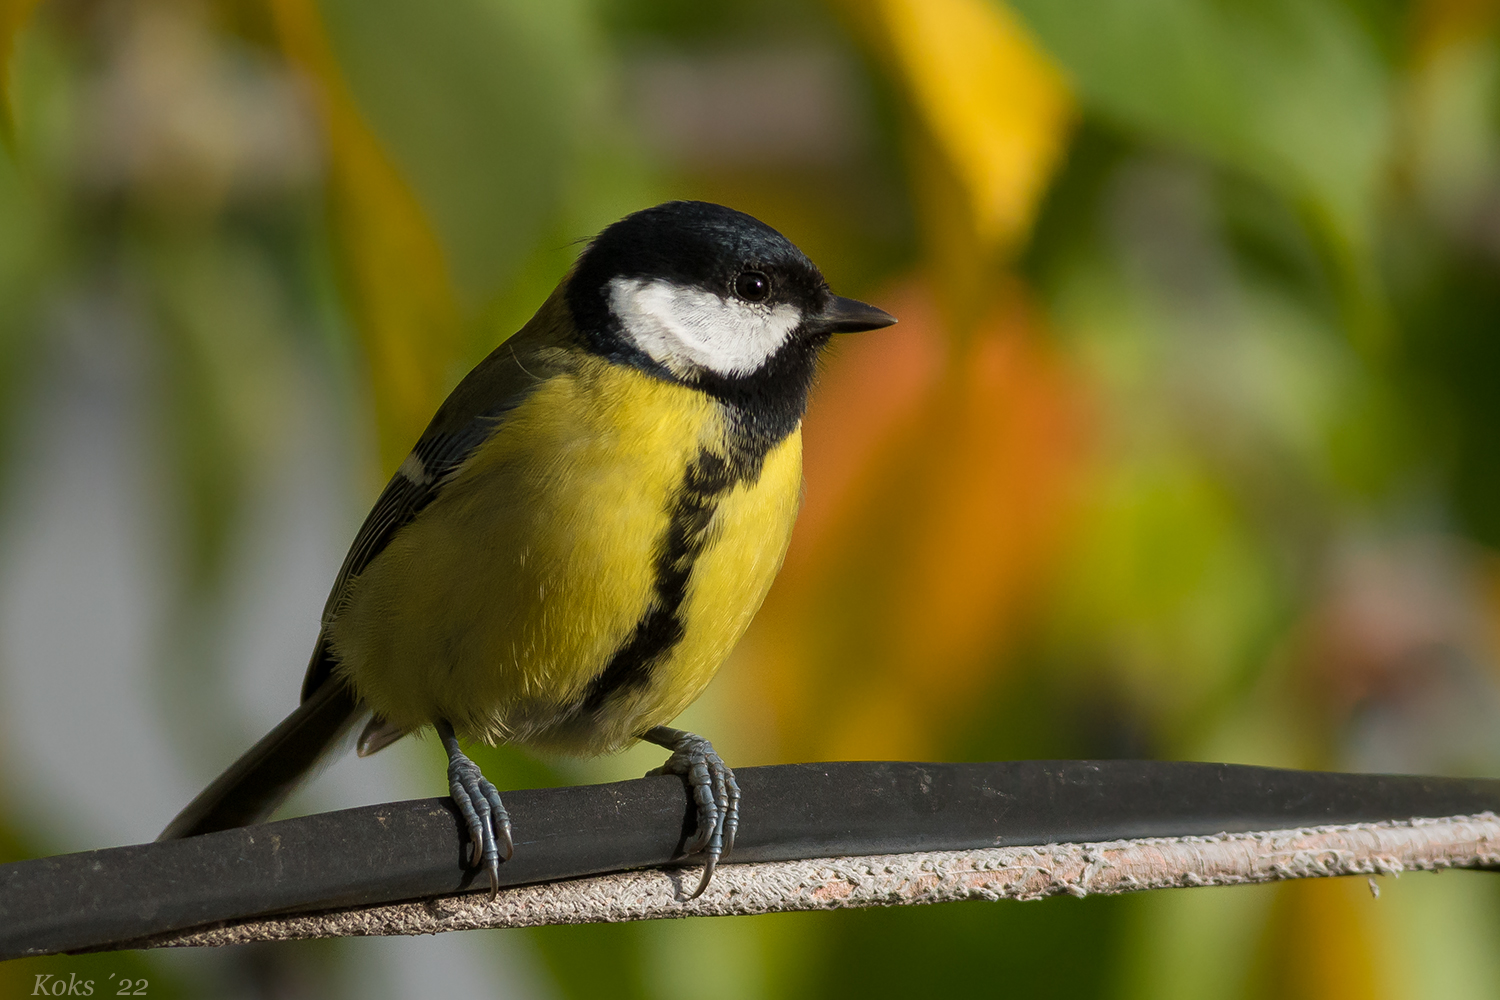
[567,202,893,438]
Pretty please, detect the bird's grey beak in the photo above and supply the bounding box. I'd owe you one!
[816,295,897,334]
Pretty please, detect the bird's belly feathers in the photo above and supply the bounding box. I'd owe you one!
[328,359,802,755]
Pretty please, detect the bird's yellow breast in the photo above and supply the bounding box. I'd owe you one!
[328,355,802,755]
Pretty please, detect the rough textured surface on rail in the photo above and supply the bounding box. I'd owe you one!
[137,813,1500,948]
[9,762,1500,958]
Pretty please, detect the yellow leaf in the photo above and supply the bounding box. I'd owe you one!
[874,0,1074,250]
[1414,0,1500,60]
[0,0,40,139]
[267,0,461,477]
[1258,878,1388,1000]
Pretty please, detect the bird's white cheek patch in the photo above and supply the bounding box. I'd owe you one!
[607,277,802,377]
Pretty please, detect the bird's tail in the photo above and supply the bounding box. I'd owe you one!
[158,681,365,840]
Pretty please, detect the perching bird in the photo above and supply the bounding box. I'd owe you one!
[159,201,895,897]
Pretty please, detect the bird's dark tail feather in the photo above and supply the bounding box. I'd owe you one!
[158,682,365,840]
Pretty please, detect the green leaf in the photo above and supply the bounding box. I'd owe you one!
[317,0,598,308]
[269,0,604,471]
[1006,0,1392,260]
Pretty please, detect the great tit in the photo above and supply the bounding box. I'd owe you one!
[159,200,896,897]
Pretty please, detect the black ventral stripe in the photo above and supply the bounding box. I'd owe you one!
[578,440,763,714]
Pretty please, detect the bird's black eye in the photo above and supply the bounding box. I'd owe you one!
[734,270,771,303]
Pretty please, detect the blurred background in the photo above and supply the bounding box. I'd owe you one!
[2,0,1500,995]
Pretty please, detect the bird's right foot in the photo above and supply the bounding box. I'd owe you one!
[436,719,512,898]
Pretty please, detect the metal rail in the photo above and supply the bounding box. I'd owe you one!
[4,760,1500,959]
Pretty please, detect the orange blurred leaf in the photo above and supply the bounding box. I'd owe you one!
[738,281,1092,761]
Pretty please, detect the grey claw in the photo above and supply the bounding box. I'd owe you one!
[642,727,737,898]
[445,749,511,898]
[483,782,514,862]
[486,856,500,901]
[688,853,716,900]
[723,768,741,855]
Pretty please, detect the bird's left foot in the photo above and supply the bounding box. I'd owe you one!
[642,726,739,899]
[436,719,512,898]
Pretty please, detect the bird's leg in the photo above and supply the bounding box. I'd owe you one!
[642,726,740,899]
[436,719,512,898]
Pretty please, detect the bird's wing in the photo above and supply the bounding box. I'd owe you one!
[301,321,571,701]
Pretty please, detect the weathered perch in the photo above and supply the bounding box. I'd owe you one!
[137,812,1500,948]
[4,761,1499,959]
